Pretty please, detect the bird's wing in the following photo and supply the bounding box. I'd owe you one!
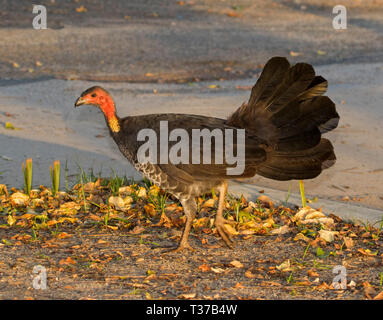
[119,114,267,180]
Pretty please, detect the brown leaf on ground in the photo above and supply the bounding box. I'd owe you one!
[76,6,87,13]
[211,267,225,274]
[88,214,102,221]
[358,248,377,256]
[129,226,145,234]
[180,293,196,299]
[198,264,211,272]
[56,232,72,239]
[270,225,290,235]
[307,269,319,277]
[343,237,354,248]
[244,269,257,279]
[234,282,245,289]
[144,204,157,217]
[363,282,377,300]
[59,257,77,265]
[257,195,273,208]
[229,260,244,268]
[202,198,215,208]
[226,11,241,18]
[316,282,331,291]
[261,281,281,287]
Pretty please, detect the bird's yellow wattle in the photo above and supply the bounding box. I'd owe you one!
[108,116,120,133]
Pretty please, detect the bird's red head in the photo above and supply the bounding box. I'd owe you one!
[75,86,116,119]
[75,86,120,132]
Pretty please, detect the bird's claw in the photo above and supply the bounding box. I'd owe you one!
[215,218,235,248]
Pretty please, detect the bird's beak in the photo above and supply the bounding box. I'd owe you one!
[74,97,87,107]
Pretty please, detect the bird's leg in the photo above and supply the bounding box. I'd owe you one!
[214,181,234,248]
[162,198,196,253]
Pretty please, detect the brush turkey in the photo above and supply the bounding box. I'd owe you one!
[74,57,339,251]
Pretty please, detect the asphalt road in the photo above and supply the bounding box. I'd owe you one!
[1,0,383,82]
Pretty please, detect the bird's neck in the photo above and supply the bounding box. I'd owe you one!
[100,97,120,133]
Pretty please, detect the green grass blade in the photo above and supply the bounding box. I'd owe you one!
[299,180,306,208]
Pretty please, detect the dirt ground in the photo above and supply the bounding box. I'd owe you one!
[0,182,382,300]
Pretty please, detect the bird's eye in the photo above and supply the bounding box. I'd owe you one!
[91,93,97,98]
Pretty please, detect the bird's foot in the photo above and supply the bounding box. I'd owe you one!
[215,218,235,249]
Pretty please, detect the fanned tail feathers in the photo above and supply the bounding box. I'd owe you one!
[227,56,339,181]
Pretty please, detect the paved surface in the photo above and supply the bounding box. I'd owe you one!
[1,0,383,82]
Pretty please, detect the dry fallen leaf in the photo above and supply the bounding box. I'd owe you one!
[270,225,290,235]
[56,202,81,215]
[343,237,354,248]
[318,230,338,243]
[198,264,211,272]
[59,257,77,265]
[144,204,157,217]
[307,269,319,277]
[83,182,96,192]
[257,195,273,208]
[261,281,281,287]
[211,267,225,274]
[234,282,245,289]
[76,5,87,13]
[373,291,383,300]
[129,226,145,234]
[357,248,377,256]
[108,196,126,211]
[180,293,196,299]
[202,198,215,208]
[262,217,275,229]
[7,215,16,226]
[226,11,241,18]
[5,122,17,130]
[0,184,8,197]
[137,187,147,198]
[56,232,72,239]
[290,51,302,57]
[223,224,238,236]
[244,269,257,279]
[10,192,29,206]
[294,233,310,242]
[363,282,376,299]
[229,260,244,268]
[276,260,293,272]
[119,186,135,195]
[148,185,160,197]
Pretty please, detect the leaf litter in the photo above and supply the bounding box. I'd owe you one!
[0,178,382,300]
